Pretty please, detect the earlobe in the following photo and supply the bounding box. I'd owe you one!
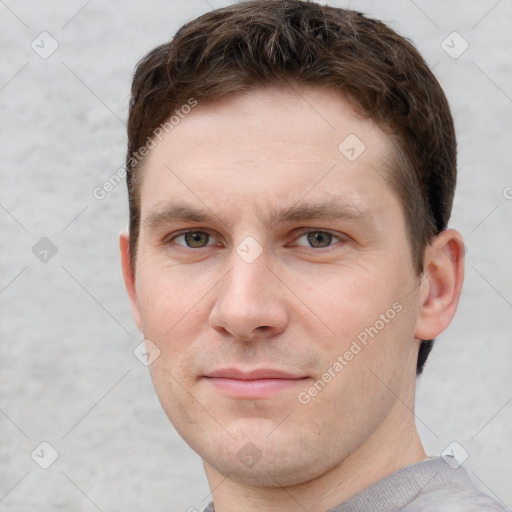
[414,229,465,340]
[119,232,142,332]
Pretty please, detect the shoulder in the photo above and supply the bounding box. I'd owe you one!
[394,456,510,512]
[401,485,510,512]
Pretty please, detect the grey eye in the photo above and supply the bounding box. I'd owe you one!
[174,231,214,248]
[296,231,336,248]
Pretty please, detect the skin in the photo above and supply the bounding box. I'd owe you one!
[120,84,465,512]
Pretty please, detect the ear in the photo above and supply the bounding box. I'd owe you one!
[414,229,465,340]
[119,231,142,332]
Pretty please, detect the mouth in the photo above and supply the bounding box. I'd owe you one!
[203,368,309,399]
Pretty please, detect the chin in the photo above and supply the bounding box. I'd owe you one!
[199,431,335,488]
[206,453,319,488]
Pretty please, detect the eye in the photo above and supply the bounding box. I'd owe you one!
[170,230,217,249]
[165,229,346,251]
[293,230,345,249]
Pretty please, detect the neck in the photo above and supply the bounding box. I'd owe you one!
[203,404,427,512]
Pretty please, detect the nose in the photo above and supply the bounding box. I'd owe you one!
[208,250,289,342]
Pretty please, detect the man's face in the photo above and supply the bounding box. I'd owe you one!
[125,86,424,487]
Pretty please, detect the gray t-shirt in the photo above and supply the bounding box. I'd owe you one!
[201,456,509,511]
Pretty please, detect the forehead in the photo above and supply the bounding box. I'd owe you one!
[138,85,398,221]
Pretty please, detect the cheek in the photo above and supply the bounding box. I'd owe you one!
[139,264,206,420]
[310,264,400,343]
[136,260,207,337]
[135,260,221,390]
[312,261,418,388]
[300,301,417,442]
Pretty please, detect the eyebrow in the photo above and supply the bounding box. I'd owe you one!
[143,199,375,233]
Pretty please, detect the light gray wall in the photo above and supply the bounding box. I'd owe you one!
[1,1,511,511]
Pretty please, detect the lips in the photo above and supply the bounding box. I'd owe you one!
[203,368,309,399]
[206,367,306,380]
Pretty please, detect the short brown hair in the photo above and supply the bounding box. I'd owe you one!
[125,0,457,374]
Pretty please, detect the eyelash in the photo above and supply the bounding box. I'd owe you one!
[164,228,347,252]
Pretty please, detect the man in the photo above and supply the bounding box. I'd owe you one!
[119,1,508,510]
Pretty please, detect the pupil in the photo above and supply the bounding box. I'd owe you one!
[186,232,207,248]
[308,231,331,247]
